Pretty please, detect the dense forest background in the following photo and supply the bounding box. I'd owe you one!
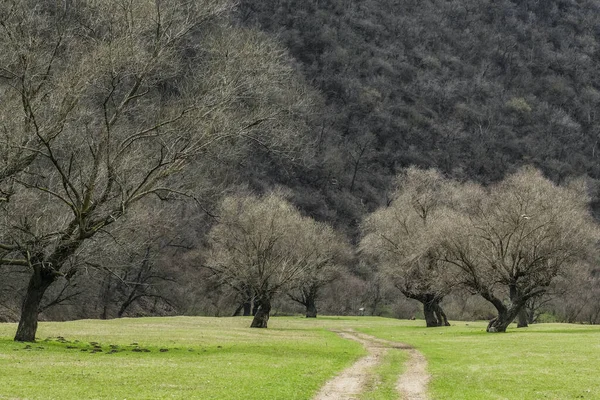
[2,0,600,325]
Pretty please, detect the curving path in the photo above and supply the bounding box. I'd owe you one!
[313,330,430,400]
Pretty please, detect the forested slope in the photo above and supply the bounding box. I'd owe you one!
[3,0,600,324]
[239,0,600,193]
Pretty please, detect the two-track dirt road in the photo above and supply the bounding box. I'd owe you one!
[313,330,429,400]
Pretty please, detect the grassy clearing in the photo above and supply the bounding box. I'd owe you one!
[0,317,364,400]
[354,320,600,400]
[1,316,599,399]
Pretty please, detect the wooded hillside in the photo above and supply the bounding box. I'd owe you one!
[2,0,600,327]
[240,0,600,213]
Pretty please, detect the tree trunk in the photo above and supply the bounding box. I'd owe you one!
[288,285,320,318]
[433,301,451,326]
[243,300,252,316]
[14,271,55,342]
[510,285,528,328]
[486,306,522,333]
[233,299,252,317]
[410,292,449,327]
[250,296,271,328]
[305,296,317,318]
[117,297,134,318]
[423,301,440,327]
[517,308,529,328]
[99,273,112,319]
[252,297,259,316]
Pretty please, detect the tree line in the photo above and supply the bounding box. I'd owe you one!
[0,0,316,341]
[200,167,597,333]
[2,0,600,341]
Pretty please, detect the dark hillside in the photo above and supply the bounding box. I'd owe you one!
[4,0,600,324]
[239,0,600,188]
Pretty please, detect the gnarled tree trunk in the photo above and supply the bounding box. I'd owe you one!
[405,291,450,327]
[423,301,440,327]
[486,305,526,332]
[289,285,320,318]
[432,301,450,326]
[516,309,529,328]
[422,298,450,327]
[484,289,524,333]
[486,308,520,332]
[250,296,271,328]
[243,300,252,316]
[305,296,317,318]
[510,285,529,328]
[14,270,55,342]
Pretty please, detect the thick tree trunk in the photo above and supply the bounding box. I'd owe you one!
[233,299,253,317]
[305,297,317,318]
[423,301,440,327]
[509,285,528,328]
[433,301,451,326]
[243,300,252,316]
[482,287,523,333]
[486,306,522,332]
[517,308,529,328]
[14,272,55,342]
[250,296,271,328]
[288,285,320,318]
[486,314,510,332]
[411,293,450,327]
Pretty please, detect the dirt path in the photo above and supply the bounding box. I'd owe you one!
[313,330,388,400]
[313,330,430,400]
[395,346,430,400]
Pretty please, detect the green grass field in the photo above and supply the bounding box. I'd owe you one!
[356,320,600,400]
[0,316,599,399]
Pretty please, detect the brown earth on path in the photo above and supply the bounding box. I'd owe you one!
[313,330,388,400]
[313,330,430,400]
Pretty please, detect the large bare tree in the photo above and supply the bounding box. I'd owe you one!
[0,1,314,341]
[442,167,599,332]
[360,167,454,327]
[206,193,347,328]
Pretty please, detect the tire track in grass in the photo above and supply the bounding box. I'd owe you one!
[394,345,430,400]
[313,330,430,400]
[313,330,388,400]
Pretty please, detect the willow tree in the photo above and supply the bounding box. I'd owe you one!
[0,0,314,341]
[287,224,351,318]
[360,167,454,327]
[206,193,347,328]
[442,167,599,332]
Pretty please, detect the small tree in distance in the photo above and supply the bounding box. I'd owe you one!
[287,225,352,318]
[360,167,455,327]
[206,193,348,328]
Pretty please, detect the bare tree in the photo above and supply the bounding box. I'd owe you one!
[0,1,314,341]
[206,193,346,328]
[442,167,599,332]
[287,224,351,318]
[360,167,455,327]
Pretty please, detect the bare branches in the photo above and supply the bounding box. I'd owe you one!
[206,193,347,322]
[0,258,29,267]
[360,167,455,302]
[0,0,318,338]
[437,167,600,331]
